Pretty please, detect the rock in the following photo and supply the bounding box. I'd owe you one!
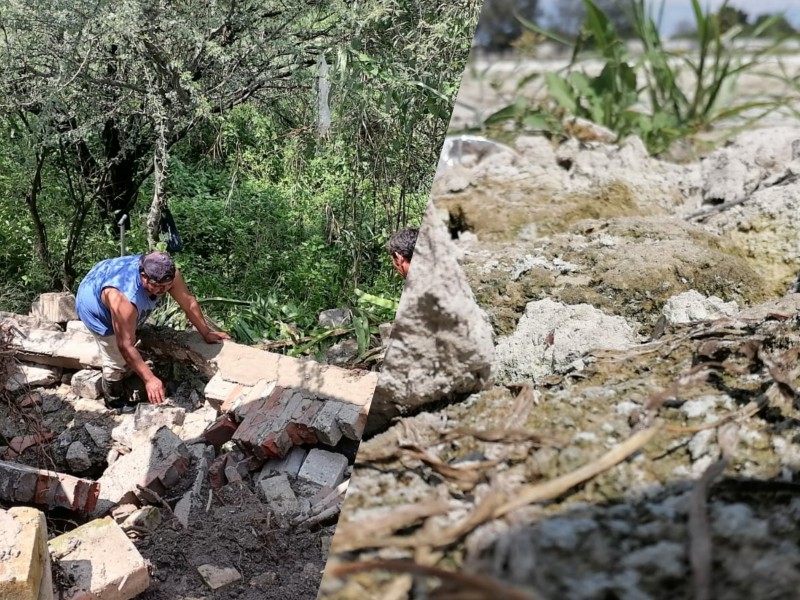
[318,308,352,328]
[494,299,637,384]
[701,127,800,204]
[197,564,242,590]
[661,290,738,325]
[325,338,359,366]
[121,506,162,531]
[134,403,186,431]
[84,423,110,448]
[250,571,278,589]
[563,116,617,143]
[65,441,92,472]
[369,201,494,429]
[438,135,519,170]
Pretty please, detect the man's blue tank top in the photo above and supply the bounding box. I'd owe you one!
[76,255,162,336]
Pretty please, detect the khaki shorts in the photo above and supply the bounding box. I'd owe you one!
[89,332,130,382]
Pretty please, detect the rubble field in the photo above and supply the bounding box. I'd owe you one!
[0,294,376,600]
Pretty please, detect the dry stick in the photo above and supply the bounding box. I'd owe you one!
[136,484,175,518]
[689,457,729,600]
[330,560,540,600]
[494,425,662,518]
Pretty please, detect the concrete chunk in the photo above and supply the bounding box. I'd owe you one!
[134,404,186,431]
[197,564,241,591]
[31,292,78,323]
[70,370,103,400]
[96,426,190,514]
[204,374,248,412]
[297,449,349,488]
[0,507,53,600]
[49,517,150,599]
[65,320,91,334]
[5,363,61,392]
[4,326,103,370]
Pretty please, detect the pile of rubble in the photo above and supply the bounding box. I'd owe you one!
[1,292,377,600]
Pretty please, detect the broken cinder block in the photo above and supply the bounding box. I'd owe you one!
[336,403,368,440]
[297,449,349,488]
[197,564,242,591]
[70,369,103,400]
[49,516,150,600]
[0,507,54,600]
[30,292,78,323]
[134,404,186,431]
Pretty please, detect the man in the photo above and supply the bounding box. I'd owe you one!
[76,252,230,410]
[387,227,418,279]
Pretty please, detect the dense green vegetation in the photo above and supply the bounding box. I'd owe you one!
[0,0,480,359]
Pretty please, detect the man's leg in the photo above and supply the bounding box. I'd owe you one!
[90,332,130,408]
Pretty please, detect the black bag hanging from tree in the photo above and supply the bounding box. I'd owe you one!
[160,207,184,253]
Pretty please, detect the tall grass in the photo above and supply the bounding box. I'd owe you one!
[484,0,790,154]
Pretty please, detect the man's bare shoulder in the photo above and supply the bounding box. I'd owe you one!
[100,287,135,314]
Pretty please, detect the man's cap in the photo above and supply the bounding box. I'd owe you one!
[139,252,176,282]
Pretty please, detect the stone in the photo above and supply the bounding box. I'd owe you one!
[0,507,53,600]
[95,426,190,514]
[0,460,99,512]
[65,442,92,472]
[49,517,150,599]
[259,447,308,480]
[368,201,494,430]
[494,299,637,384]
[5,363,61,392]
[249,572,278,589]
[662,290,738,325]
[83,423,110,449]
[378,322,393,346]
[258,473,300,517]
[70,370,103,400]
[318,308,352,328]
[31,292,78,323]
[197,565,241,590]
[120,506,162,531]
[134,404,186,431]
[177,404,218,441]
[297,449,349,488]
[324,339,359,366]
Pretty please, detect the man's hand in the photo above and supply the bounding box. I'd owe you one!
[145,376,166,404]
[203,331,231,344]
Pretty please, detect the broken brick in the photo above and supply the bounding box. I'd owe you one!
[70,369,103,400]
[232,379,277,421]
[208,454,229,489]
[6,432,56,459]
[284,397,323,446]
[232,388,296,460]
[197,564,241,591]
[204,374,247,411]
[297,449,349,488]
[0,460,100,512]
[309,401,344,446]
[203,415,238,447]
[336,403,368,440]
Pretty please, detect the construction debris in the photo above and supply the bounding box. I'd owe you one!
[0,507,53,600]
[1,292,373,599]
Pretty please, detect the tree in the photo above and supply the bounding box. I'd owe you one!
[0,0,336,286]
[717,6,748,33]
[546,0,636,38]
[473,0,540,49]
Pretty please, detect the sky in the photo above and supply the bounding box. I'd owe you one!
[539,0,800,36]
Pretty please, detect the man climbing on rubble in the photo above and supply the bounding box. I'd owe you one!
[387,227,418,279]
[76,252,230,411]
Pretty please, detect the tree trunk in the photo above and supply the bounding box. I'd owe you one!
[146,121,168,250]
[24,148,59,288]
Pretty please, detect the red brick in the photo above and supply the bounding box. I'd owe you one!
[219,383,247,413]
[285,398,323,445]
[0,460,99,512]
[203,415,239,447]
[208,455,228,489]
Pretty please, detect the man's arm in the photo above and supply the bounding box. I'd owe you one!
[102,287,165,404]
[168,270,230,343]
